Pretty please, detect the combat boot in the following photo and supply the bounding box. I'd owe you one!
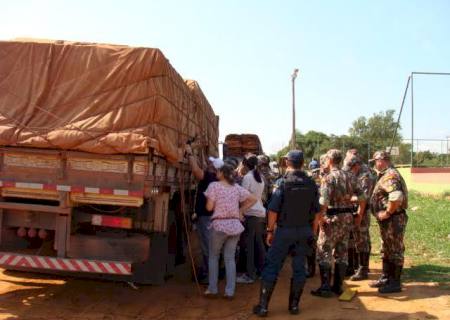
[306,252,316,278]
[288,279,305,315]
[310,265,333,298]
[253,281,276,317]
[369,258,389,288]
[346,248,355,276]
[350,252,370,281]
[379,263,402,294]
[331,262,347,295]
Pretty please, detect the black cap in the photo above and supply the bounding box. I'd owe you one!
[284,150,304,164]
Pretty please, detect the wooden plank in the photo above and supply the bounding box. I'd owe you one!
[0,202,71,214]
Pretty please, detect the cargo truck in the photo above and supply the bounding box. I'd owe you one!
[0,39,219,284]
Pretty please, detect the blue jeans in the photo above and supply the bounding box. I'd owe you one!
[261,226,312,284]
[208,229,240,296]
[196,216,211,277]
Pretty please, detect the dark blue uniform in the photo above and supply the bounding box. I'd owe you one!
[261,170,320,284]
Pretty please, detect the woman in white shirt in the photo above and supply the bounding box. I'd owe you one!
[236,155,267,284]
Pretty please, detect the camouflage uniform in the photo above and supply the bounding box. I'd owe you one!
[316,168,364,267]
[312,149,366,297]
[369,151,408,293]
[258,156,276,206]
[354,166,376,253]
[371,166,408,266]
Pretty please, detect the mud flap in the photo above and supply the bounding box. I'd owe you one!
[132,232,169,285]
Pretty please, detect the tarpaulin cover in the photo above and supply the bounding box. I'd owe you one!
[0,39,219,162]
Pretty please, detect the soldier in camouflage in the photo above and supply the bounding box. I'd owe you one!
[369,151,408,294]
[258,155,276,206]
[311,149,367,298]
[343,152,376,281]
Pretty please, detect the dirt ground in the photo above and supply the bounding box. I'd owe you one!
[0,262,449,320]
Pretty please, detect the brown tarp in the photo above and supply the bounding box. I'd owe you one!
[0,39,218,163]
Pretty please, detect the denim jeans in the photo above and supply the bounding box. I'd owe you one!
[196,215,211,277]
[208,229,240,296]
[261,226,312,284]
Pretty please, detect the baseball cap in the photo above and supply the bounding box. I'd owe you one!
[309,159,319,170]
[371,151,390,161]
[208,156,225,169]
[284,150,304,164]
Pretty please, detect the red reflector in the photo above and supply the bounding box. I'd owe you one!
[91,215,132,229]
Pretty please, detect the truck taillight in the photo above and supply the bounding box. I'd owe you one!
[91,214,132,229]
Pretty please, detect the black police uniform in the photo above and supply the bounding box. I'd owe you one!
[254,168,320,316]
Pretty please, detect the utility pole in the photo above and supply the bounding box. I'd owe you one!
[291,68,299,149]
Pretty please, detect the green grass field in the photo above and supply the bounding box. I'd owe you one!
[369,192,450,285]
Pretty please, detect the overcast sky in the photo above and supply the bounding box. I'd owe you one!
[2,0,449,154]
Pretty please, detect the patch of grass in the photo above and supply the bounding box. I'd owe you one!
[370,192,450,284]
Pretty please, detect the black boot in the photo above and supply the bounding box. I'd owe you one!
[288,279,304,315]
[331,263,346,295]
[346,248,355,276]
[311,265,333,298]
[379,263,402,294]
[306,252,316,278]
[350,252,370,281]
[253,281,276,317]
[369,258,389,288]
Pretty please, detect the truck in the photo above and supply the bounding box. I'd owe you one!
[0,39,219,284]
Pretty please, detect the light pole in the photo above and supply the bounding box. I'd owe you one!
[291,68,299,149]
[447,136,450,167]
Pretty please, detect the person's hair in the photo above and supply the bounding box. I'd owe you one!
[219,164,235,185]
[244,155,262,183]
[329,155,342,166]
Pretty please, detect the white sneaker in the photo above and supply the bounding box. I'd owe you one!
[236,274,255,284]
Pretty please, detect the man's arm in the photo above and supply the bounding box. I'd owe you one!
[188,155,205,181]
[377,199,402,221]
[266,210,278,246]
[185,144,204,181]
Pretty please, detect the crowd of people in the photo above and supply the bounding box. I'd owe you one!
[185,144,409,317]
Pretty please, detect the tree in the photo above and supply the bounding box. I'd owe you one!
[349,109,402,153]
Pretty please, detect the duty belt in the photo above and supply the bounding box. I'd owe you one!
[326,207,355,215]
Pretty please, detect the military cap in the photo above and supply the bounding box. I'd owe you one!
[326,149,343,163]
[343,154,362,171]
[284,150,304,164]
[371,150,390,161]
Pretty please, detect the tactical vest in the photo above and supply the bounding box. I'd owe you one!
[278,172,317,227]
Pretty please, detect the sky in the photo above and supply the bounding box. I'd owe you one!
[1,0,449,154]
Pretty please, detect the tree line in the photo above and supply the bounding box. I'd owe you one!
[273,109,446,167]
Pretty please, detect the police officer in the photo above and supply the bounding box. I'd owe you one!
[253,150,320,317]
[311,149,366,298]
[370,151,408,293]
[343,152,376,281]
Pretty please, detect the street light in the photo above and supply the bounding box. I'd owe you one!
[291,68,299,149]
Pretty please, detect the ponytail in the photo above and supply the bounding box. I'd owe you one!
[245,155,262,183]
